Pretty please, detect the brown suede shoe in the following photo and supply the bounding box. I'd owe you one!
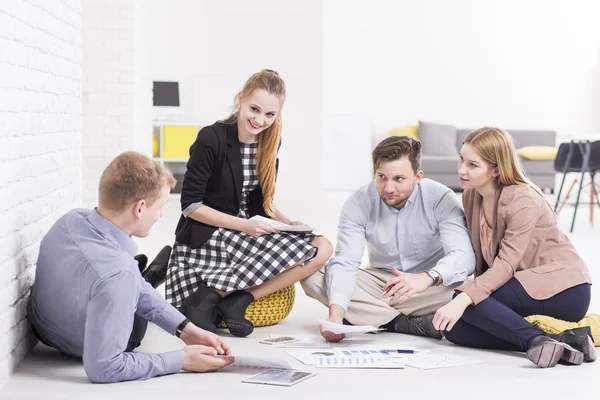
[526,336,584,368]
[551,327,596,362]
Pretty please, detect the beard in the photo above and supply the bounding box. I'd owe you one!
[381,194,409,209]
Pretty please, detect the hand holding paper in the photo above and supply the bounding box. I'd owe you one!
[318,319,384,338]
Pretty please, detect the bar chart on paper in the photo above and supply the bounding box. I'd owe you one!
[315,356,404,369]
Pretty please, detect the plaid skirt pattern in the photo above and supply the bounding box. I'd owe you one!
[165,229,318,307]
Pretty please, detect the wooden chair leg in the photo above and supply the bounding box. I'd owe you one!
[557,179,577,215]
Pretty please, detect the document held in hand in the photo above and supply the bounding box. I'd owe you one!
[318,319,384,337]
[249,215,314,232]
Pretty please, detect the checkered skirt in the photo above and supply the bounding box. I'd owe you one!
[165,142,317,306]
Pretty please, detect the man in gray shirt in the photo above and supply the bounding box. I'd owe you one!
[27,152,233,383]
[302,136,475,341]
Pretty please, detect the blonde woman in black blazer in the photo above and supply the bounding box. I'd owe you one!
[165,70,333,337]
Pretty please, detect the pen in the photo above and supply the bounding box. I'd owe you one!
[382,349,419,354]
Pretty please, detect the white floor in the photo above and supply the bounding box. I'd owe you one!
[2,189,599,399]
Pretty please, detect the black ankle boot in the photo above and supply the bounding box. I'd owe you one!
[141,246,172,288]
[386,313,443,339]
[526,335,584,368]
[216,290,255,337]
[550,326,596,362]
[134,254,148,273]
[180,281,223,333]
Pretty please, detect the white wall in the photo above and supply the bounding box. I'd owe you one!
[324,0,600,145]
[82,0,152,208]
[0,0,82,388]
[145,0,324,221]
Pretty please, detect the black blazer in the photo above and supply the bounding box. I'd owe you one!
[174,121,277,249]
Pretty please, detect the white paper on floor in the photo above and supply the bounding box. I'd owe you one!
[227,356,297,370]
[285,348,337,365]
[405,354,485,370]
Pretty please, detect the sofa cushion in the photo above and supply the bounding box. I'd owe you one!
[389,125,419,140]
[421,155,460,174]
[418,121,457,156]
[517,146,558,161]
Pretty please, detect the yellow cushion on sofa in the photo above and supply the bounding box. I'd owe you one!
[516,146,558,161]
[389,125,419,140]
[525,314,600,346]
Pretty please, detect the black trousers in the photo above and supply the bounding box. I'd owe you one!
[444,278,591,351]
[31,313,148,354]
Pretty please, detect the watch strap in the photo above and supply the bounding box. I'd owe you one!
[175,318,191,338]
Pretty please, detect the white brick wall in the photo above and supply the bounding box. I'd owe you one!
[82,0,151,208]
[0,0,83,388]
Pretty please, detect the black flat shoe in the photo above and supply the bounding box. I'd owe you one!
[216,290,255,337]
[134,254,148,273]
[141,245,172,288]
[180,281,222,333]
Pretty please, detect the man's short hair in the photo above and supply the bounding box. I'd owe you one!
[372,136,422,174]
[99,151,176,212]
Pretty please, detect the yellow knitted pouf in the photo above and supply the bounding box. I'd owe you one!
[218,285,296,328]
[525,314,600,346]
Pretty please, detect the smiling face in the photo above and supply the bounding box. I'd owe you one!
[458,143,498,190]
[237,88,282,142]
[375,157,423,209]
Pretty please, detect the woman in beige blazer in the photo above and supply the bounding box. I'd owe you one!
[433,127,594,368]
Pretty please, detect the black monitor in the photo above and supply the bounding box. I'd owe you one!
[153,81,180,107]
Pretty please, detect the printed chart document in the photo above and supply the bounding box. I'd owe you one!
[318,319,384,338]
[333,347,428,357]
[405,354,485,370]
[223,356,296,370]
[285,348,337,365]
[249,215,314,232]
[315,355,405,369]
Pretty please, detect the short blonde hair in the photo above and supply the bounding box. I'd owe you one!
[99,151,176,212]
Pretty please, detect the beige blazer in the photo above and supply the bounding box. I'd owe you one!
[459,184,591,305]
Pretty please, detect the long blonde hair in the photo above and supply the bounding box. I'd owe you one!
[463,127,553,212]
[223,69,286,216]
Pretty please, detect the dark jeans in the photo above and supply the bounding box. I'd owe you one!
[30,312,148,354]
[444,278,591,352]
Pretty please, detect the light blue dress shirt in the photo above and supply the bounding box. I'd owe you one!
[28,209,186,383]
[326,179,475,310]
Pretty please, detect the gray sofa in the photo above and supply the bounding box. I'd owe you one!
[420,128,556,191]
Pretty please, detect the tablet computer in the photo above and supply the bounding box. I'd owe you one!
[241,369,317,387]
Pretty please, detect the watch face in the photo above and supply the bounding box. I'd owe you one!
[428,271,439,283]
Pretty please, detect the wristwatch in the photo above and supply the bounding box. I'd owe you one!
[175,318,191,338]
[426,270,442,286]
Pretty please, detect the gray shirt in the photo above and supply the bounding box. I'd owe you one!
[326,179,475,310]
[28,209,185,383]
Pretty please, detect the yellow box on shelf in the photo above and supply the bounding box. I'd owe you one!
[163,126,198,159]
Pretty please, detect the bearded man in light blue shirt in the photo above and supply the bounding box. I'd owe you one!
[27,152,234,383]
[302,136,475,341]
